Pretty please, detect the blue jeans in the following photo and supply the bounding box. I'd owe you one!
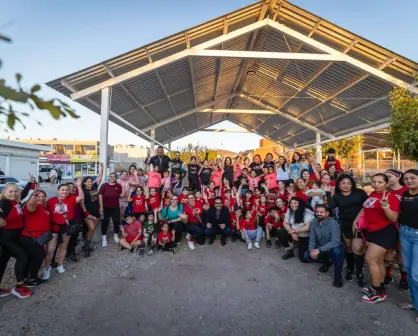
[204,226,231,239]
[304,245,345,279]
[400,225,418,312]
[243,227,263,243]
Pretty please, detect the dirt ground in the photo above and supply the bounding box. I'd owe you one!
[0,238,416,336]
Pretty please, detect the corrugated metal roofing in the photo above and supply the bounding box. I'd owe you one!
[46,0,417,147]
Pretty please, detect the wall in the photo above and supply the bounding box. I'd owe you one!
[0,146,40,180]
[113,144,148,170]
[252,139,285,160]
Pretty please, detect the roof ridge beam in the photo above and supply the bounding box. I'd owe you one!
[70,19,269,101]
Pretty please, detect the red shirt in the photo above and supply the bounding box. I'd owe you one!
[295,190,309,203]
[230,212,244,230]
[124,220,142,238]
[132,195,146,213]
[242,197,253,211]
[5,201,23,230]
[183,203,202,224]
[157,231,173,244]
[242,210,257,230]
[265,206,288,228]
[252,195,261,206]
[390,186,408,202]
[257,203,269,217]
[178,194,188,205]
[163,196,170,207]
[195,198,205,209]
[22,204,51,238]
[99,183,122,208]
[205,189,216,207]
[147,193,161,211]
[324,159,343,172]
[47,195,77,225]
[267,194,276,208]
[222,196,236,210]
[363,191,400,232]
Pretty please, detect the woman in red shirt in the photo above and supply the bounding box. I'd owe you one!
[43,178,84,279]
[0,183,31,299]
[99,173,123,247]
[384,169,409,291]
[20,186,51,288]
[289,178,309,204]
[354,173,399,304]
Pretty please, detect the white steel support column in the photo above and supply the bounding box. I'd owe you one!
[150,129,156,156]
[315,132,322,165]
[100,87,111,171]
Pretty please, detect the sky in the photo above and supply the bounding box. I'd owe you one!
[1,0,417,152]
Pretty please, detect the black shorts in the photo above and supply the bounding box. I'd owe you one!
[367,224,398,249]
[268,227,279,237]
[340,220,354,240]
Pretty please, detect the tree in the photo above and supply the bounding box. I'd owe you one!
[170,143,218,162]
[0,33,79,131]
[321,136,363,160]
[389,85,418,161]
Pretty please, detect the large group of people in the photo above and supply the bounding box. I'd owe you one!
[0,145,417,323]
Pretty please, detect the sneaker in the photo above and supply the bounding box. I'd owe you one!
[57,265,66,274]
[42,266,52,280]
[138,244,145,257]
[11,285,32,299]
[220,237,226,246]
[208,239,215,245]
[398,278,409,292]
[188,240,195,250]
[274,240,281,248]
[361,286,375,295]
[147,249,154,256]
[361,290,387,304]
[186,233,191,240]
[254,242,260,249]
[319,262,332,273]
[356,273,365,288]
[102,235,108,247]
[113,234,119,244]
[266,240,272,248]
[345,269,354,281]
[0,288,11,298]
[27,277,47,288]
[333,278,343,288]
[247,242,253,250]
[282,250,295,260]
[384,275,393,289]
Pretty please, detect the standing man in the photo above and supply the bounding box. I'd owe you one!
[304,204,345,288]
[171,151,185,178]
[56,167,63,184]
[204,197,231,246]
[324,148,343,173]
[49,168,57,185]
[148,146,172,173]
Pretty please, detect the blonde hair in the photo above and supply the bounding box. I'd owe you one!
[0,183,21,203]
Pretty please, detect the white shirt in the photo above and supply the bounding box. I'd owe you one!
[284,208,314,238]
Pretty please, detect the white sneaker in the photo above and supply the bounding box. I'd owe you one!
[102,235,107,247]
[188,240,195,250]
[42,266,51,280]
[113,233,119,243]
[247,242,253,250]
[57,265,65,274]
[186,233,191,240]
[254,242,260,249]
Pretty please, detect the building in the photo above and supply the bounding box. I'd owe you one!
[8,138,113,177]
[0,139,50,180]
[252,139,285,160]
[113,144,148,170]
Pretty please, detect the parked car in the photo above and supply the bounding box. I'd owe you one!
[38,166,52,182]
[0,176,27,189]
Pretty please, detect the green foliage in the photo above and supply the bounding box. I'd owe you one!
[389,86,418,161]
[0,34,79,131]
[321,135,363,159]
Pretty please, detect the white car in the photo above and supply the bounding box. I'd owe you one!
[0,176,28,190]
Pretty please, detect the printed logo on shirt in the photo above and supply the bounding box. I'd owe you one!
[363,197,378,208]
[15,203,23,215]
[54,203,67,214]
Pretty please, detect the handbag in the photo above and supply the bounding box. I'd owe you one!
[22,221,52,246]
[57,196,82,236]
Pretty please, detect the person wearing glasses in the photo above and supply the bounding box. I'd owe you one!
[160,195,184,243]
[182,194,206,250]
[204,197,231,246]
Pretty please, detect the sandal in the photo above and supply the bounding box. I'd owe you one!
[397,302,416,310]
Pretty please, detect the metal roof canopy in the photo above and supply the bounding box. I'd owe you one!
[47,0,418,158]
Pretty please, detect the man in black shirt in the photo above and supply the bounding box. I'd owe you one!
[204,197,231,246]
[148,146,172,173]
[171,151,184,177]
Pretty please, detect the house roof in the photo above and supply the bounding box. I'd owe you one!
[46,0,418,149]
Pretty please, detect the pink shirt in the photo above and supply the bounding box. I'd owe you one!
[147,171,161,188]
[211,169,223,187]
[233,164,243,181]
[264,173,278,189]
[247,176,261,191]
[128,174,139,193]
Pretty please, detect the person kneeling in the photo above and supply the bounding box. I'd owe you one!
[157,222,176,253]
[304,205,345,288]
[119,214,143,253]
[204,197,231,246]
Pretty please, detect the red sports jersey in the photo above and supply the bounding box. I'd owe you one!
[242,210,257,230]
[230,212,244,230]
[183,203,203,224]
[242,197,253,211]
[47,195,77,225]
[195,197,205,209]
[147,193,161,211]
[205,189,216,207]
[5,201,23,230]
[363,191,400,232]
[390,186,408,202]
[132,195,146,213]
[157,231,173,244]
[178,194,188,205]
[22,204,51,238]
[257,203,269,217]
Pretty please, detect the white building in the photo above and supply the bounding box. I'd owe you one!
[0,139,51,180]
[113,144,149,170]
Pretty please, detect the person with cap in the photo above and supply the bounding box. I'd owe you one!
[324,148,343,173]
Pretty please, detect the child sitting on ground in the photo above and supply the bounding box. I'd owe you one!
[157,222,177,253]
[119,214,143,253]
[143,212,158,256]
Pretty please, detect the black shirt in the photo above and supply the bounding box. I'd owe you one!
[399,191,418,229]
[83,182,100,214]
[200,167,212,185]
[204,207,231,228]
[330,190,368,224]
[237,174,249,189]
[263,161,275,170]
[249,162,263,176]
[149,155,171,173]
[223,165,233,182]
[188,164,200,179]
[171,159,184,177]
[0,199,12,220]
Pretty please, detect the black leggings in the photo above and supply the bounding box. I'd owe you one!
[0,228,28,283]
[277,228,309,263]
[169,221,184,242]
[188,178,200,192]
[158,242,177,251]
[19,235,45,279]
[101,206,121,235]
